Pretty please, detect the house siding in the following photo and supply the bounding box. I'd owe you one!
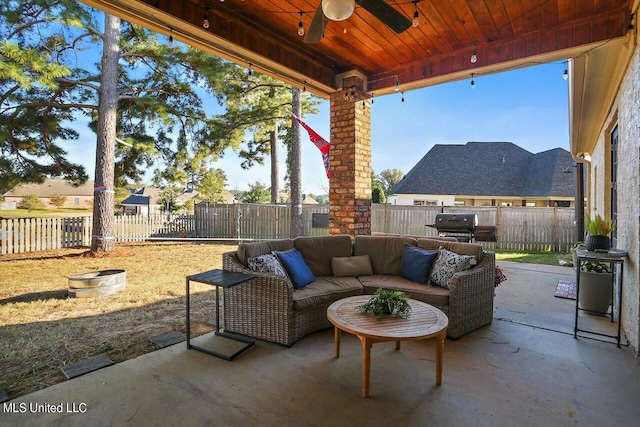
[591,37,640,357]
[617,40,640,357]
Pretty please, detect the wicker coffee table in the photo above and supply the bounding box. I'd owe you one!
[327,295,448,397]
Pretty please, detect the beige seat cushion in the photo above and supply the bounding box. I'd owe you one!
[358,275,449,307]
[294,235,353,276]
[354,235,416,275]
[292,276,363,310]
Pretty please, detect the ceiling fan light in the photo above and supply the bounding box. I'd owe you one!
[322,0,355,22]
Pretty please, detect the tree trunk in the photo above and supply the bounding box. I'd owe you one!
[270,129,279,204]
[91,13,120,253]
[290,87,303,237]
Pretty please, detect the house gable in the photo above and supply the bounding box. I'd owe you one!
[389,142,575,199]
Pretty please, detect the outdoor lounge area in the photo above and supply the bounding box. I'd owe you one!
[4,261,640,426]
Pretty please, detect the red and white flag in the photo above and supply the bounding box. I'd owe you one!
[292,113,330,179]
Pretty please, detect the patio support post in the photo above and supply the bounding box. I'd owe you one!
[575,162,585,242]
[328,76,372,236]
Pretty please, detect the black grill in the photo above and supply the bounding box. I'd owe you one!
[427,213,497,243]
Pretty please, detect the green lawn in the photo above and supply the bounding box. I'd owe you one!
[0,208,92,218]
[494,249,572,266]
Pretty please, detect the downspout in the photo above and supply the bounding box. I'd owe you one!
[572,153,591,243]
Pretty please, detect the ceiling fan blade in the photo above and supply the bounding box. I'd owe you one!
[357,0,412,34]
[304,3,327,43]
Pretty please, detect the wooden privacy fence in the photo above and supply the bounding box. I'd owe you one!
[195,203,575,251]
[194,203,329,239]
[1,205,575,255]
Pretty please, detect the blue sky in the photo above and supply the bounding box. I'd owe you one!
[219,62,570,195]
[60,52,569,197]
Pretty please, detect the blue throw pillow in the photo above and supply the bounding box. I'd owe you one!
[275,249,315,289]
[401,245,438,284]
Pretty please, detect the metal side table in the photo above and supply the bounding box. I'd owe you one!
[186,269,256,360]
[574,248,627,347]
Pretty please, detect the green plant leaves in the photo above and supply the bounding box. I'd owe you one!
[356,288,412,320]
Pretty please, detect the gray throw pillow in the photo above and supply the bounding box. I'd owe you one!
[430,247,474,289]
[247,254,287,277]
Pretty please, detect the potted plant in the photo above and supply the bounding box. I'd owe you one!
[578,260,613,315]
[584,213,614,251]
[356,288,412,320]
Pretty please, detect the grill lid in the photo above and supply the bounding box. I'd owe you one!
[434,213,478,231]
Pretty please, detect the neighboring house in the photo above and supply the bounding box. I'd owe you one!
[387,142,577,208]
[302,194,319,204]
[2,179,95,208]
[219,190,237,204]
[120,187,199,215]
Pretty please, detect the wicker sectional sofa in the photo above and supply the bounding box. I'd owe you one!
[222,234,495,346]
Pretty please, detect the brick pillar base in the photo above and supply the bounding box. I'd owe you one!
[329,76,371,236]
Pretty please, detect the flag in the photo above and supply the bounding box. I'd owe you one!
[292,113,330,179]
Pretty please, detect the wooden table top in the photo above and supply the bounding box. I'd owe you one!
[327,295,448,340]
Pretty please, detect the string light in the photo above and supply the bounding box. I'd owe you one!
[563,61,568,80]
[470,72,475,89]
[412,1,420,27]
[401,91,405,103]
[297,12,304,36]
[203,13,210,29]
[371,94,374,105]
[302,80,306,92]
[344,26,347,34]
[395,75,400,92]
[247,62,253,77]
[470,41,477,63]
[168,27,173,43]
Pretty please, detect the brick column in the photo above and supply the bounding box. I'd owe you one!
[329,76,371,236]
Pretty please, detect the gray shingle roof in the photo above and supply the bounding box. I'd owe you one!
[389,142,575,198]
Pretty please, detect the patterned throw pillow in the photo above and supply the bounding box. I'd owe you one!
[430,246,475,289]
[247,254,287,277]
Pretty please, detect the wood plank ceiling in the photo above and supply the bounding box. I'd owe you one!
[82,0,633,98]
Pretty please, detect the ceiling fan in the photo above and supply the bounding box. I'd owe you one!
[304,0,413,43]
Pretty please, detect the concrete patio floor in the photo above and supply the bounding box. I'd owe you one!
[2,261,639,427]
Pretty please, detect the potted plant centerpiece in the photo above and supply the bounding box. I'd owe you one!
[584,213,614,251]
[356,288,412,320]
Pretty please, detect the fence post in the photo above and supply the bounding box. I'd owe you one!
[496,206,502,250]
[553,206,559,251]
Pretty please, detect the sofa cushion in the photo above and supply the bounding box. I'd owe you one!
[292,276,364,310]
[401,245,438,284]
[238,239,295,266]
[354,236,417,275]
[275,249,315,289]
[417,238,482,263]
[294,235,353,276]
[431,247,475,289]
[332,255,373,277]
[247,254,287,276]
[358,275,449,307]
